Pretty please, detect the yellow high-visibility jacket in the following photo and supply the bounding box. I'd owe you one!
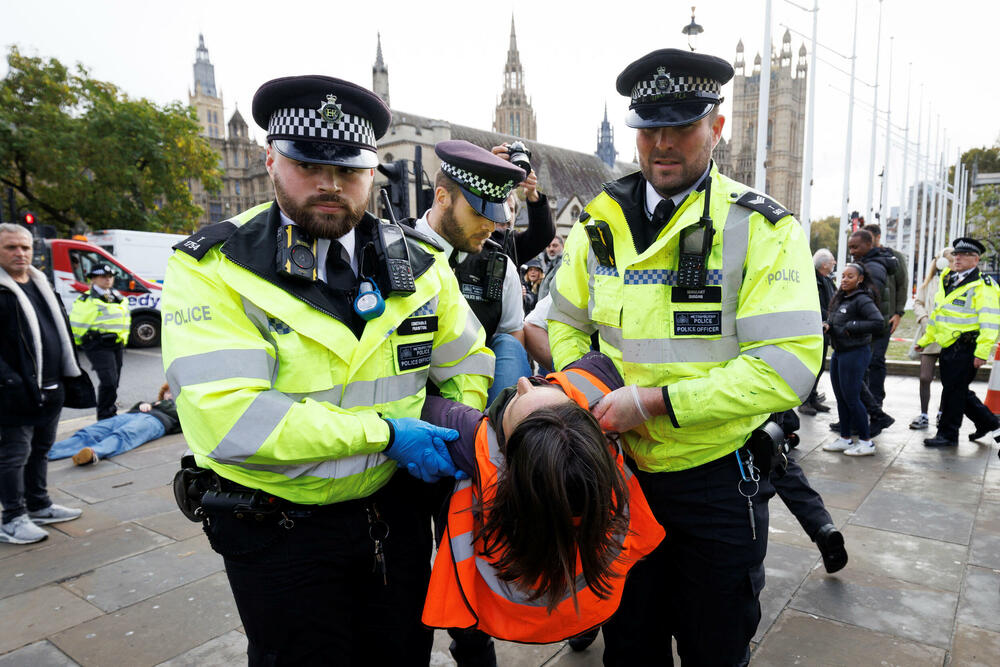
[69,290,130,346]
[917,268,1000,360]
[548,166,822,472]
[161,202,493,505]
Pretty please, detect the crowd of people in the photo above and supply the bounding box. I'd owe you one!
[1,43,998,667]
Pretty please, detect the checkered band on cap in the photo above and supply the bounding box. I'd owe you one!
[631,72,721,105]
[440,161,516,203]
[267,107,377,149]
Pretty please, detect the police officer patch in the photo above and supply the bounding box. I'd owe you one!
[397,341,432,370]
[674,311,722,336]
[318,94,344,124]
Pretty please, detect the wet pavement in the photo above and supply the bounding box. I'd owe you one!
[2,367,999,666]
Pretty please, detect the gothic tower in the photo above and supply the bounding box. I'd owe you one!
[372,32,390,107]
[596,103,617,168]
[493,17,536,140]
[189,34,224,139]
[727,30,807,215]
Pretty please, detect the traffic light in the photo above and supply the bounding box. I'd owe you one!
[377,160,409,220]
[22,212,35,226]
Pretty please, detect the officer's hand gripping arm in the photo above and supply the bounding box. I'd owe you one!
[383,418,466,483]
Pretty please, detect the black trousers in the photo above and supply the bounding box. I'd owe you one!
[936,339,999,442]
[206,473,434,666]
[866,330,891,405]
[773,451,833,541]
[85,345,123,420]
[602,451,774,667]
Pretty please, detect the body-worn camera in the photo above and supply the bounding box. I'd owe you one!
[507,141,532,176]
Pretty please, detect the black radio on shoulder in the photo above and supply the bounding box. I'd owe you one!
[276,225,318,281]
[676,222,713,288]
[377,187,417,295]
[484,250,507,301]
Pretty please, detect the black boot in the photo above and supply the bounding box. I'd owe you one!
[815,524,848,573]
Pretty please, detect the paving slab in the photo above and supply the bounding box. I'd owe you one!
[85,486,178,523]
[850,487,976,545]
[982,465,1000,504]
[969,501,1000,571]
[429,629,566,666]
[752,609,946,666]
[58,462,178,504]
[112,437,187,471]
[47,507,122,539]
[878,465,984,506]
[0,523,72,561]
[0,585,102,654]
[62,535,223,612]
[949,623,1000,667]
[795,475,874,511]
[134,511,206,542]
[889,441,992,483]
[0,641,79,666]
[753,541,817,642]
[956,566,1000,634]
[155,630,247,666]
[49,572,241,667]
[0,525,171,600]
[766,500,851,551]
[790,567,959,648]
[839,524,968,593]
[47,457,131,487]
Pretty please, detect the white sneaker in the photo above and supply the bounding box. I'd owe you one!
[823,437,853,452]
[845,440,876,456]
[28,504,82,525]
[0,514,49,544]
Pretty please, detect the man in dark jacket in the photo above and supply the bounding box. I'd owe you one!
[863,223,908,405]
[488,144,556,266]
[846,229,897,435]
[800,249,836,415]
[0,223,85,544]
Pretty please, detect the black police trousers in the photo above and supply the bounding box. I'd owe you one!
[84,345,123,420]
[205,473,434,666]
[936,338,999,442]
[602,451,775,667]
[773,452,833,541]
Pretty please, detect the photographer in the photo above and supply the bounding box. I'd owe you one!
[489,142,555,266]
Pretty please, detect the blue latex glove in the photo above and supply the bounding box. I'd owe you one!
[384,418,468,483]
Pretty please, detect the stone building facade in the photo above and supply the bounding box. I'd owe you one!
[186,35,271,229]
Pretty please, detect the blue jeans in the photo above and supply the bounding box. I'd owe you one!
[48,413,165,462]
[486,333,532,406]
[830,346,872,440]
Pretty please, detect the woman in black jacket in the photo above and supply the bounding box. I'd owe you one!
[821,263,885,457]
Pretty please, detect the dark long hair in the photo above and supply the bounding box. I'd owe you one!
[828,262,879,316]
[478,402,629,613]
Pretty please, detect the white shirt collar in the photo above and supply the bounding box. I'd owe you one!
[952,268,974,283]
[91,284,109,296]
[278,208,357,279]
[644,165,711,220]
[415,212,462,262]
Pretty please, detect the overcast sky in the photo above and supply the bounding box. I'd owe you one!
[4,0,998,222]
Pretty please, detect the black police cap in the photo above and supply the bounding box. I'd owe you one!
[616,48,734,128]
[435,140,526,224]
[87,263,115,278]
[252,75,391,169]
[952,237,986,255]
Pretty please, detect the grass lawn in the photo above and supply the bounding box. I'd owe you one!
[887,310,919,362]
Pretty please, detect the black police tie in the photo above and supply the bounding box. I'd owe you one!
[449,249,460,269]
[652,199,675,225]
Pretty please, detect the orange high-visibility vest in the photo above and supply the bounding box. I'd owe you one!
[422,367,665,643]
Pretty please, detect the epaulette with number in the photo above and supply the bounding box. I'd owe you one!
[732,191,792,224]
[983,274,995,287]
[172,221,238,260]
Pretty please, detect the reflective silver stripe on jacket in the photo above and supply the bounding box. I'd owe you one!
[208,389,292,464]
[341,372,429,409]
[429,352,495,385]
[431,309,483,367]
[736,310,823,343]
[558,370,607,407]
[165,348,276,396]
[235,452,389,480]
[241,298,281,383]
[549,287,595,333]
[748,345,816,402]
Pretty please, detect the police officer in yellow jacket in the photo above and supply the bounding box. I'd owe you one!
[162,76,493,666]
[70,263,130,420]
[917,237,1000,447]
[548,49,822,665]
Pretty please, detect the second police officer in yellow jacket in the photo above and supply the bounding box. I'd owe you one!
[161,76,493,665]
[70,263,130,420]
[917,236,1000,447]
[548,49,822,665]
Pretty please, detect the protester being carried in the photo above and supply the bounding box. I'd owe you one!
[48,382,180,465]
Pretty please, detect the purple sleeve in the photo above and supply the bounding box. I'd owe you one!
[566,351,624,391]
[420,395,483,477]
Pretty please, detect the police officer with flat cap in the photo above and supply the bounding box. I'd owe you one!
[917,236,1000,447]
[70,263,130,420]
[548,49,822,665]
[161,75,493,665]
[412,140,532,406]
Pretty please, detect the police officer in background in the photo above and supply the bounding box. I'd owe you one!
[70,263,130,420]
[548,49,822,665]
[917,237,1000,447]
[412,140,531,405]
[162,76,493,665]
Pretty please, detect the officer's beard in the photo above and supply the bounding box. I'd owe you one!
[272,173,370,240]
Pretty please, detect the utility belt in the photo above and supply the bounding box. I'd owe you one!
[955,330,979,346]
[745,420,790,478]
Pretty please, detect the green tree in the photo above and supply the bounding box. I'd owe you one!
[0,47,222,235]
[809,214,839,254]
[966,183,1000,270]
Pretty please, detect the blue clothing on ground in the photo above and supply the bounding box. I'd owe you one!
[47,412,165,461]
[485,332,532,406]
[830,346,872,439]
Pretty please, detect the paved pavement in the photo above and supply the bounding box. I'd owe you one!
[2,357,999,665]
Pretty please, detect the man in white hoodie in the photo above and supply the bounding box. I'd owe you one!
[0,223,84,544]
